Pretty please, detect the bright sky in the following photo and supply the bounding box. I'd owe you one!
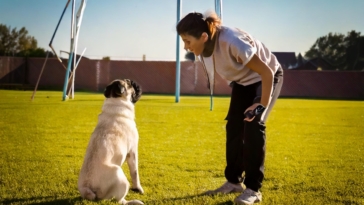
[1,0,363,61]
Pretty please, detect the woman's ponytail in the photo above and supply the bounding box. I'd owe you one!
[204,12,221,40]
[177,11,221,39]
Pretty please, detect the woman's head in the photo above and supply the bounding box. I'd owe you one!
[176,11,221,56]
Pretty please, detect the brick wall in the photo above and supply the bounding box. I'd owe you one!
[0,57,26,84]
[1,57,363,99]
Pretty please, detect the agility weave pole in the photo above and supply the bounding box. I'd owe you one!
[61,0,76,101]
[69,0,87,99]
[175,0,182,103]
[46,0,87,101]
[30,0,70,101]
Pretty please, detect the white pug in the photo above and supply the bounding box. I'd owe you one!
[78,79,144,205]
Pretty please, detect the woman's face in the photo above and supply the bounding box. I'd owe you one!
[180,33,208,56]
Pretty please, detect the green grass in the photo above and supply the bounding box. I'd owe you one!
[0,90,363,205]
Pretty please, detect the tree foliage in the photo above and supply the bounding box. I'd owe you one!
[304,30,364,70]
[0,24,49,57]
[102,56,111,61]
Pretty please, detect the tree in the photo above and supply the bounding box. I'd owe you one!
[345,31,364,70]
[304,30,364,70]
[102,56,111,61]
[0,24,11,55]
[296,53,304,66]
[0,24,49,57]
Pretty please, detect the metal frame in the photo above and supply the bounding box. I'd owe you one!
[46,0,87,101]
[175,0,182,103]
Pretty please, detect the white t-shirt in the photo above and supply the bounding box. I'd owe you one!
[200,26,281,87]
[201,55,215,94]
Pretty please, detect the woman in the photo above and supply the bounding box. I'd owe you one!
[176,11,283,205]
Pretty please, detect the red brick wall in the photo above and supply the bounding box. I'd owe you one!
[27,57,67,88]
[1,57,363,99]
[0,57,26,84]
[280,70,364,99]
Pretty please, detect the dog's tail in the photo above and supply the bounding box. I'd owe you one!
[80,187,97,201]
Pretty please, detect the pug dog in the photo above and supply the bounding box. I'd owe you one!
[78,79,144,205]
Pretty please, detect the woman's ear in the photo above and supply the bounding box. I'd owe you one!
[201,32,209,43]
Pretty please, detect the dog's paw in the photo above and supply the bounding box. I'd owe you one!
[120,199,144,205]
[126,199,144,205]
[130,186,144,194]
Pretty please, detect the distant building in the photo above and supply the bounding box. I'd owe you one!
[294,57,334,71]
[272,52,341,71]
[272,52,297,69]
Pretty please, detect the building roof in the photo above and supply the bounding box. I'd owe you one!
[272,52,297,69]
[294,57,334,70]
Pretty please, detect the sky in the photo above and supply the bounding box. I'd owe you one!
[1,0,363,61]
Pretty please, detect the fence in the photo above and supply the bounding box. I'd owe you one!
[1,56,363,99]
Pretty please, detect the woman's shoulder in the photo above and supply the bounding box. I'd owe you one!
[219,26,251,42]
[219,26,235,38]
[217,26,257,54]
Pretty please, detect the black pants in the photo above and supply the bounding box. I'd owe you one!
[224,67,283,192]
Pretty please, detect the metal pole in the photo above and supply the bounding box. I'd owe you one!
[209,0,223,111]
[31,52,50,101]
[75,48,87,69]
[175,0,182,103]
[215,0,223,20]
[70,0,87,99]
[67,47,86,97]
[219,0,223,20]
[49,0,70,65]
[62,0,76,101]
[215,0,217,17]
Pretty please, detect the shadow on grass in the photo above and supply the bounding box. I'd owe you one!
[1,195,238,205]
[0,196,82,205]
[214,201,234,205]
[146,193,234,205]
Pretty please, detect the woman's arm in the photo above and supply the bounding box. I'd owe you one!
[229,37,274,118]
[239,54,273,121]
[245,54,274,107]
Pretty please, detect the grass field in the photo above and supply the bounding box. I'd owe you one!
[0,90,363,205]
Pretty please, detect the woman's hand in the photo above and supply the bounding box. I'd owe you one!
[244,103,261,122]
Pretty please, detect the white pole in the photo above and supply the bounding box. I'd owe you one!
[70,0,87,99]
[75,47,87,69]
[68,47,87,97]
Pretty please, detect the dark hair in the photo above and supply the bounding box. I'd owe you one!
[176,11,221,40]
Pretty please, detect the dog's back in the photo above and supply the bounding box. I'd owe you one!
[78,79,143,204]
[78,99,135,197]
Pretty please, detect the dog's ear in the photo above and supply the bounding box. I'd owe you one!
[104,80,125,98]
[130,80,142,103]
